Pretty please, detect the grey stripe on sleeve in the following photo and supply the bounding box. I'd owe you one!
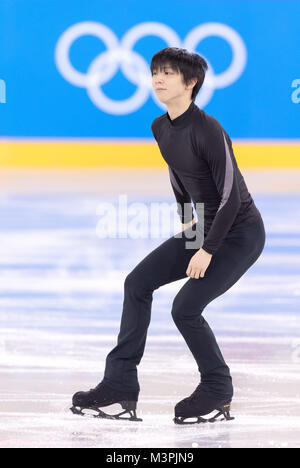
[217,131,234,212]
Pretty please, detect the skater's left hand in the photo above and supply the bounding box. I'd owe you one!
[186,248,213,279]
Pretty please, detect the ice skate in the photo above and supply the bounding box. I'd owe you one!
[173,387,234,425]
[70,381,142,422]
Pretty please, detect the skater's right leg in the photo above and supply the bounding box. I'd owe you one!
[103,229,198,393]
[71,381,142,421]
[71,228,195,419]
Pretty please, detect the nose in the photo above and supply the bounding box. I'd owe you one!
[154,76,164,86]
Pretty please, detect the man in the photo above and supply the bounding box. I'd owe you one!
[70,47,266,424]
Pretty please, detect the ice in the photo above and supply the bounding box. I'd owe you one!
[0,175,300,448]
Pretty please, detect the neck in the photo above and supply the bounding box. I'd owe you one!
[167,98,193,121]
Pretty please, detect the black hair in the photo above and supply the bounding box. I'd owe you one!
[150,47,208,101]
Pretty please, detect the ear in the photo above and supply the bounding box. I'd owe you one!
[187,77,198,89]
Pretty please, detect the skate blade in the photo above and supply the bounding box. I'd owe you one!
[173,416,208,425]
[208,404,235,423]
[70,406,143,422]
[174,405,235,425]
[173,414,234,425]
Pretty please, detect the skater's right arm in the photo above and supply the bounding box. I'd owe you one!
[151,120,194,225]
[168,166,195,225]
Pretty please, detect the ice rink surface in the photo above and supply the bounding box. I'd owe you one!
[0,169,299,448]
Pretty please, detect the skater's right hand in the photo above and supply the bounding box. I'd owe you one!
[181,218,196,232]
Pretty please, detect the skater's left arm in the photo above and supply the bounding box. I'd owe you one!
[186,118,241,279]
[199,117,241,256]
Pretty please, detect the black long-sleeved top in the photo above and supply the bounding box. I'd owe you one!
[151,100,261,255]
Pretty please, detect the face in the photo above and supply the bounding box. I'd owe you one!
[151,63,196,104]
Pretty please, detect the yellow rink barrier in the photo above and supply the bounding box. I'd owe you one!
[0,139,299,167]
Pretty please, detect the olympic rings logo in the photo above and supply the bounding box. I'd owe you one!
[55,21,247,115]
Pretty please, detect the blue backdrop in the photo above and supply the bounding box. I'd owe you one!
[0,0,299,138]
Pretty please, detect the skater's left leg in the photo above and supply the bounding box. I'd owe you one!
[171,216,266,398]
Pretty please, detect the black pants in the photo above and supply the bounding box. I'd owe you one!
[103,213,266,399]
